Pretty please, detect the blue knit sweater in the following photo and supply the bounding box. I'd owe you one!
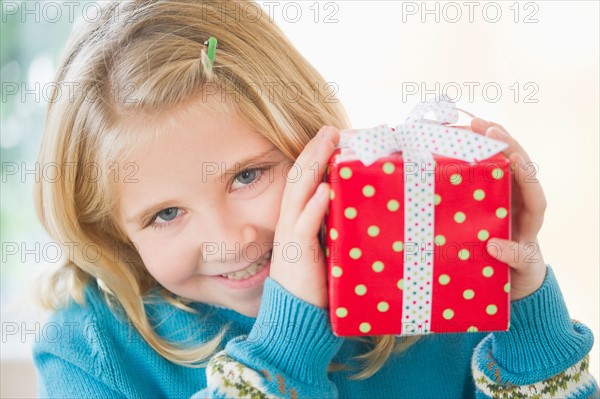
[33,266,598,398]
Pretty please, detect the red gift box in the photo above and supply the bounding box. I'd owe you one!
[324,101,511,337]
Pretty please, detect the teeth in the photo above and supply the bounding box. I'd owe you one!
[221,256,269,280]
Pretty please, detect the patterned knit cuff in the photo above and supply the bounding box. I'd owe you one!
[226,278,343,387]
[476,265,594,385]
[472,355,598,399]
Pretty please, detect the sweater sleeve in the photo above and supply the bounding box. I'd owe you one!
[191,277,344,399]
[471,265,599,399]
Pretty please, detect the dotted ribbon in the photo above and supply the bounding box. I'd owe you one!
[340,98,508,335]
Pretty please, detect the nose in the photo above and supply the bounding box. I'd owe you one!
[199,206,259,264]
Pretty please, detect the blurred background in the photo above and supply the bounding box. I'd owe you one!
[1,1,598,397]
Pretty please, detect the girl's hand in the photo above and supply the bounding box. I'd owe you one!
[270,126,340,309]
[471,118,547,301]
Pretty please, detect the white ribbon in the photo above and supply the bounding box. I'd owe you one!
[339,98,508,334]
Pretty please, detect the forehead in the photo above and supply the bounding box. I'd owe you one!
[118,95,271,163]
[114,98,277,193]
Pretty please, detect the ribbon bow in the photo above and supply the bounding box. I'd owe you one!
[338,98,508,334]
[343,98,507,166]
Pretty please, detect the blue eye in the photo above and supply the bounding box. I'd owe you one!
[155,207,179,223]
[231,167,267,191]
[236,169,258,185]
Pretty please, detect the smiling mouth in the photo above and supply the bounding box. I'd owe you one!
[220,251,271,280]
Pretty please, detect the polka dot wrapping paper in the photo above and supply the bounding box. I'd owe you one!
[325,99,512,337]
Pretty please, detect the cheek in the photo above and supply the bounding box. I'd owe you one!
[135,238,197,285]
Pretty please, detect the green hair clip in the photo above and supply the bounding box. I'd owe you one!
[203,36,218,71]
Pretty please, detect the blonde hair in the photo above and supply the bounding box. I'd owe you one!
[35,0,418,378]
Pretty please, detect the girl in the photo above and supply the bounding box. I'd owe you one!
[33,0,597,398]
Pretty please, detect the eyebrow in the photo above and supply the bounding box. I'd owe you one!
[218,147,279,179]
[125,147,279,226]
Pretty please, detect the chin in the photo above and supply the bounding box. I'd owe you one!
[228,283,265,318]
[235,301,261,318]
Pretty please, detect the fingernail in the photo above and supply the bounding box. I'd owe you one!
[515,154,527,172]
[321,126,333,140]
[316,126,328,139]
[316,184,327,198]
[486,240,502,260]
[486,127,502,138]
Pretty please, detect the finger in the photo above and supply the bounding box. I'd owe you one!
[486,238,546,300]
[469,118,533,164]
[485,126,533,163]
[481,126,545,233]
[470,117,489,134]
[279,126,329,215]
[313,128,340,183]
[470,117,509,136]
[288,127,339,206]
[486,238,545,270]
[470,117,526,157]
[295,182,330,241]
[509,152,547,223]
[282,127,340,216]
